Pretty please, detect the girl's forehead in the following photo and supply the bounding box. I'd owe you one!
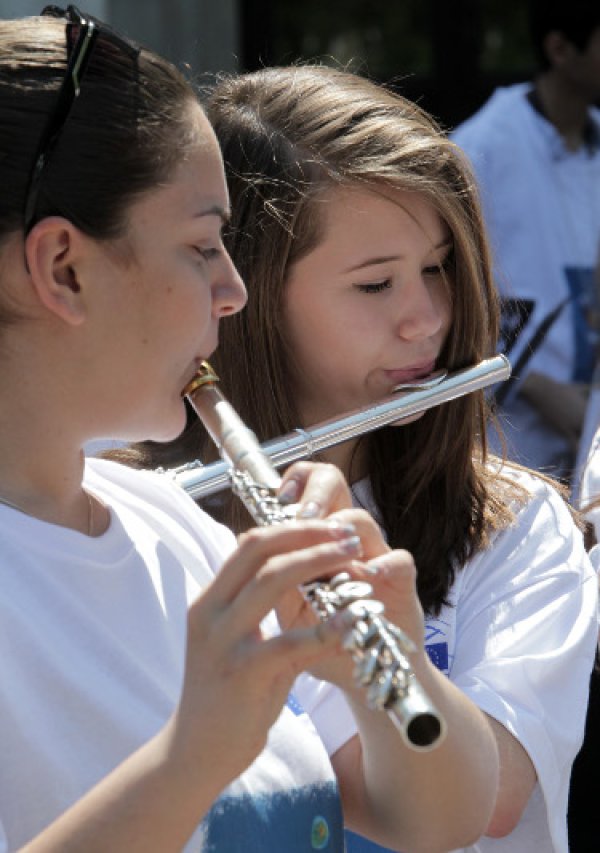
[317,185,447,236]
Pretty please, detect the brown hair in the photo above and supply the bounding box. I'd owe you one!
[0,14,200,324]
[125,65,538,614]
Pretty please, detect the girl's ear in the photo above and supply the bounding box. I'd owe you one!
[24,217,88,326]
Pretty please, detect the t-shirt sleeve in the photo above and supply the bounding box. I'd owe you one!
[292,673,358,757]
[85,457,239,576]
[450,472,598,828]
[149,472,238,570]
[579,427,600,542]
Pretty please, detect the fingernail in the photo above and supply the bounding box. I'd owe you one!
[364,562,380,576]
[327,520,357,539]
[298,501,322,519]
[337,535,362,556]
[278,479,300,505]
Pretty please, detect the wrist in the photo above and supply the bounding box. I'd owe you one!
[157,714,231,812]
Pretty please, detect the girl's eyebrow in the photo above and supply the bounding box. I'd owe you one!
[344,254,402,273]
[343,239,453,274]
[195,204,231,225]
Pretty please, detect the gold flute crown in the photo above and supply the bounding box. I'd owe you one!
[181,361,219,397]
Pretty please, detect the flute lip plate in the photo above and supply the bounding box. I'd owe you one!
[392,369,447,393]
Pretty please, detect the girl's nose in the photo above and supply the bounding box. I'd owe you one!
[395,277,448,340]
[213,250,247,317]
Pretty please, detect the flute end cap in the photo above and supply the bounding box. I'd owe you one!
[405,712,446,751]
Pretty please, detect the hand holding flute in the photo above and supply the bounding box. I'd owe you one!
[177,472,386,783]
[183,362,446,750]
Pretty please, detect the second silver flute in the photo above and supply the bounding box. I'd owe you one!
[181,362,460,751]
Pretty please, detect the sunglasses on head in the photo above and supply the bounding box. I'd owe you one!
[24,5,139,234]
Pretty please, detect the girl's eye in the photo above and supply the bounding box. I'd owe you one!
[424,249,454,277]
[356,279,392,294]
[195,246,221,262]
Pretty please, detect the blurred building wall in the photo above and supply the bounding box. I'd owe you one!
[0,2,109,21]
[108,0,240,79]
[0,0,240,78]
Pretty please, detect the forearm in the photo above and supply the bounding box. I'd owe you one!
[20,719,224,853]
[519,372,588,443]
[18,514,368,852]
[336,656,499,853]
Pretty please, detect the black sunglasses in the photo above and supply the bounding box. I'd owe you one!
[24,5,138,234]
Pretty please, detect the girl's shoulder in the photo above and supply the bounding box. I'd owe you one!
[85,456,238,557]
[476,462,587,578]
[85,454,193,505]
[487,459,574,520]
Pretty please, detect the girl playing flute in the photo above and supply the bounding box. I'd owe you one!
[137,65,599,852]
[0,9,492,852]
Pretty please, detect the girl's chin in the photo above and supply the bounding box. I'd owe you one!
[144,409,189,445]
[156,423,188,445]
[389,410,427,428]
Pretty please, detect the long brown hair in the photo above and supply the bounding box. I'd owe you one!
[125,65,529,614]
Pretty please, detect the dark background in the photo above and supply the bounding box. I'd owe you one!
[1,0,535,132]
[241,0,533,130]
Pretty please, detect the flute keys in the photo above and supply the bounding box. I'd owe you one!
[303,585,338,618]
[332,580,374,604]
[346,599,385,619]
[328,572,352,588]
[343,620,380,655]
[390,665,411,696]
[353,618,380,647]
[388,623,417,656]
[367,669,396,711]
[354,646,381,685]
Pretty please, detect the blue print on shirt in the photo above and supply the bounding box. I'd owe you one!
[565,266,598,382]
[426,641,449,672]
[425,619,451,675]
[287,692,305,716]
[345,830,396,852]
[201,783,344,851]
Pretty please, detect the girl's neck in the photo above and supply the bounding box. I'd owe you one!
[318,438,367,486]
[0,378,96,533]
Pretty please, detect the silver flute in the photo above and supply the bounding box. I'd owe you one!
[172,355,511,500]
[179,355,510,750]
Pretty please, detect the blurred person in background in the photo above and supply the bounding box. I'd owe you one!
[452,0,600,487]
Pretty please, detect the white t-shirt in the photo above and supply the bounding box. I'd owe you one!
[573,384,600,503]
[578,425,600,544]
[296,466,599,853]
[452,84,600,477]
[0,458,344,852]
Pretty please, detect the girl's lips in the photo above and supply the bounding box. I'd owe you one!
[383,362,437,386]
